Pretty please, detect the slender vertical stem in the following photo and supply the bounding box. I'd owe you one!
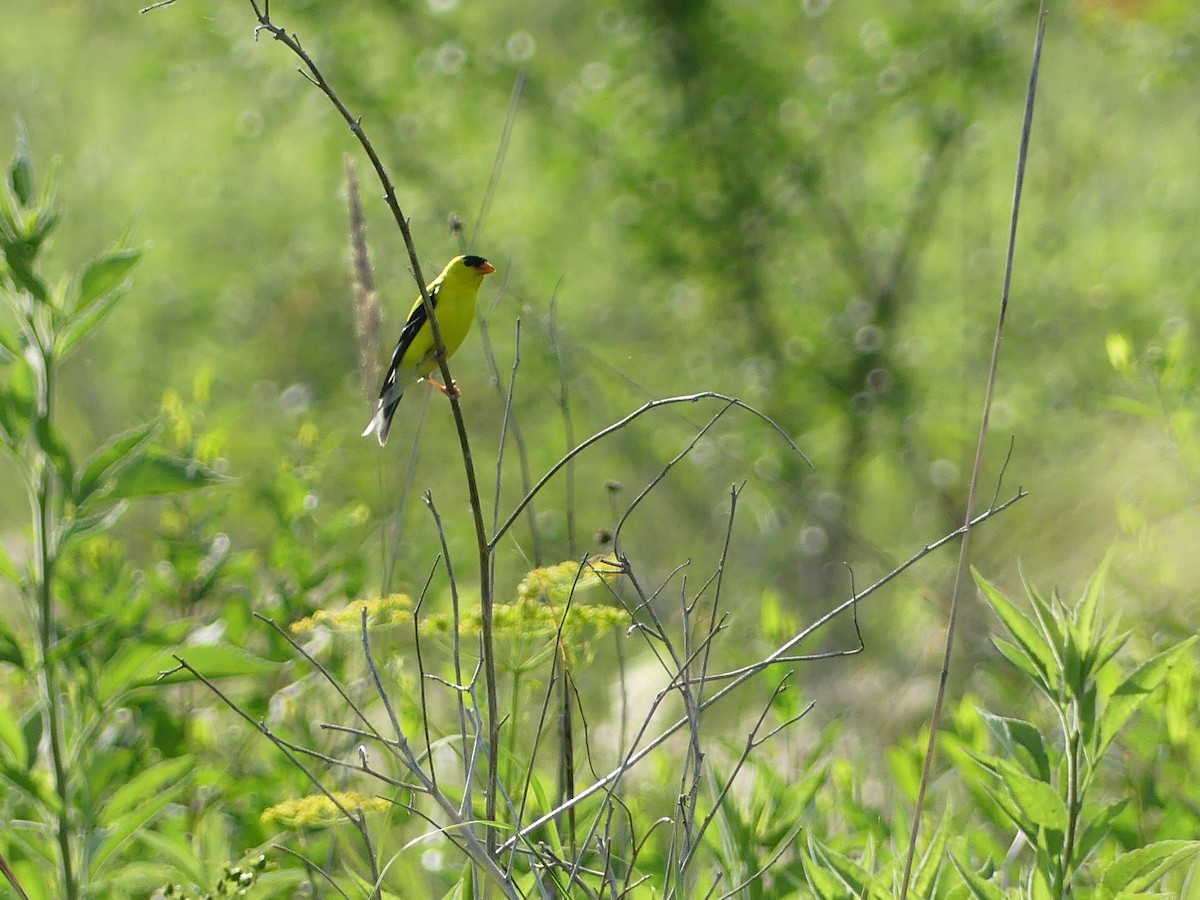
[29,337,76,899]
[1061,716,1082,894]
[899,4,1047,894]
[245,2,504,853]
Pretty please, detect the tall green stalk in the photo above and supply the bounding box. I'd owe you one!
[1,129,226,897]
[28,339,76,898]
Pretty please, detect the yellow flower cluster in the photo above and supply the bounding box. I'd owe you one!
[516,557,623,604]
[260,790,390,828]
[421,558,626,639]
[290,594,414,634]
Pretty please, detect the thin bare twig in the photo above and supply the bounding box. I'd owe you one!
[422,492,474,797]
[244,0,504,842]
[548,289,578,555]
[469,70,525,253]
[273,844,352,900]
[252,612,401,763]
[164,655,384,892]
[0,852,30,900]
[612,403,733,557]
[499,491,1023,852]
[411,558,442,789]
[899,4,1048,895]
[493,391,810,549]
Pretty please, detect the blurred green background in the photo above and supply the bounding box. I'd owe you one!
[5,0,1200,894]
[2,0,1199,759]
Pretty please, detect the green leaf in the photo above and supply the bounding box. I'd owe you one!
[912,809,950,898]
[1073,553,1111,654]
[0,358,32,449]
[1098,841,1200,898]
[90,772,188,877]
[804,836,866,896]
[0,703,26,768]
[0,542,18,584]
[77,248,140,314]
[0,616,24,670]
[57,289,126,355]
[999,763,1067,832]
[1099,636,1198,757]
[101,755,194,823]
[9,122,34,206]
[1076,798,1129,868]
[146,644,278,687]
[33,416,73,486]
[0,758,50,809]
[992,636,1052,696]
[949,848,1005,900]
[74,420,160,504]
[64,500,130,541]
[1,243,50,304]
[1020,573,1067,672]
[98,639,185,702]
[123,830,202,882]
[107,451,232,500]
[20,711,41,772]
[976,569,1058,689]
[0,316,21,361]
[980,711,1051,782]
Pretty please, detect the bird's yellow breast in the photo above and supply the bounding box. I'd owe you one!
[403,267,484,379]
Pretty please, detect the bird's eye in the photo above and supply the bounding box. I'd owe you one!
[462,255,488,269]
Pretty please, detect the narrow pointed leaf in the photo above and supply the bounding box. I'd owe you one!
[101,755,195,823]
[9,124,34,206]
[58,289,126,355]
[91,784,182,876]
[913,809,950,898]
[975,569,1057,686]
[65,501,130,540]
[0,318,20,360]
[0,616,25,670]
[1097,840,1200,897]
[1,247,49,304]
[107,451,231,499]
[33,416,73,486]
[77,248,140,314]
[150,644,277,686]
[1001,764,1067,832]
[75,421,160,503]
[1099,636,1197,756]
[980,711,1050,781]
[949,849,1005,900]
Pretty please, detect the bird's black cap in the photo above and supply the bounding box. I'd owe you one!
[463,255,489,269]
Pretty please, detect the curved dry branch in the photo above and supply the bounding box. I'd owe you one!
[492,391,811,549]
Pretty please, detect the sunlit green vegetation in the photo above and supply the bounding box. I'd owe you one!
[2,0,1199,896]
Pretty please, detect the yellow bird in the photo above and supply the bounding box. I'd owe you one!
[362,254,496,445]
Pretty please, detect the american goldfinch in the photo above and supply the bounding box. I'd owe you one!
[362,254,496,445]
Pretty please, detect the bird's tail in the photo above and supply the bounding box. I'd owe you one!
[361,395,402,446]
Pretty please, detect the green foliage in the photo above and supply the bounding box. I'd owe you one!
[942,567,1199,896]
[1,3,1199,898]
[0,136,244,899]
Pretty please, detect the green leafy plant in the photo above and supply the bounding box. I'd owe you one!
[0,131,234,899]
[942,565,1200,897]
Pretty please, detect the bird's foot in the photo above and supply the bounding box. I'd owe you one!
[423,376,460,398]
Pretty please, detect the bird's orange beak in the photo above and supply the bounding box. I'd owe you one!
[480,261,497,275]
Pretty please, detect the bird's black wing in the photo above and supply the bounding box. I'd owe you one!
[378,281,441,401]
